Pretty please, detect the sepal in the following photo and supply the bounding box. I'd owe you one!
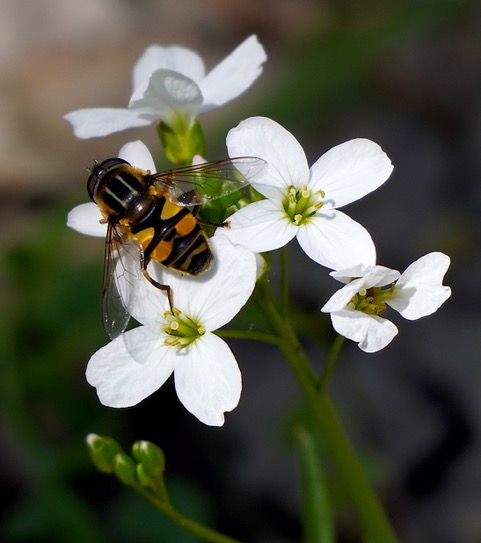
[157,118,205,165]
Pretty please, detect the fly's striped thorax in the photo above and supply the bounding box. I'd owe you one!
[88,160,150,218]
[96,167,148,217]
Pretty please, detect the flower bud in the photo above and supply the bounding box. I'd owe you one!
[86,433,122,474]
[132,440,166,479]
[113,453,137,486]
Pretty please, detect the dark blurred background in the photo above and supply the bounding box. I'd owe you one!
[1,1,481,541]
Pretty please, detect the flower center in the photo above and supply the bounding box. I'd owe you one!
[161,308,205,348]
[350,284,396,316]
[283,185,325,226]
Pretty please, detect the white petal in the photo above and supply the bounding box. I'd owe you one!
[387,252,451,320]
[64,108,152,139]
[148,235,257,331]
[118,258,171,327]
[322,266,401,312]
[174,333,241,426]
[309,139,393,208]
[222,199,297,253]
[119,140,156,171]
[67,203,106,237]
[186,236,257,329]
[296,209,376,270]
[132,45,205,91]
[200,35,267,111]
[129,69,203,126]
[117,229,256,330]
[330,265,400,285]
[226,117,310,200]
[321,277,366,312]
[330,308,398,353]
[86,326,175,407]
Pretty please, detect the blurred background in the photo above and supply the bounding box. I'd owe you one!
[1,0,480,541]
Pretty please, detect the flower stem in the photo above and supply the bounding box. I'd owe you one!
[216,329,281,346]
[135,485,245,543]
[280,245,289,316]
[317,334,345,394]
[259,283,399,542]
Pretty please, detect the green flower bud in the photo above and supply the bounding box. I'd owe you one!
[113,453,137,486]
[132,440,166,479]
[136,463,152,488]
[86,433,123,474]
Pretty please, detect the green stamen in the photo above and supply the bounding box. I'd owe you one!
[283,185,325,226]
[350,284,396,316]
[162,309,205,348]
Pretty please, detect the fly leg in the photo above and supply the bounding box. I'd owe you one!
[197,218,231,229]
[140,254,174,313]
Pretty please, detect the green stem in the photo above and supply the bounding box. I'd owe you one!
[135,486,245,543]
[216,329,281,346]
[280,246,289,316]
[317,334,345,394]
[259,283,398,543]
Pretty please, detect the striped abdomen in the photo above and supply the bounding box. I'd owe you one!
[130,196,213,275]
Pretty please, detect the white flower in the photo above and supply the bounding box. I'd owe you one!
[67,140,155,237]
[224,116,394,270]
[65,35,267,139]
[321,252,452,353]
[86,235,257,426]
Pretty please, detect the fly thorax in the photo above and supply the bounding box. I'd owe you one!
[283,185,325,226]
[99,170,148,218]
[126,192,156,223]
[349,284,396,315]
[161,309,205,348]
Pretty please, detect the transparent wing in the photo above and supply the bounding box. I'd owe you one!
[102,224,142,340]
[148,156,266,206]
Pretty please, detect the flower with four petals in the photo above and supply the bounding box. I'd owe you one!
[321,252,451,352]
[65,35,267,139]
[223,116,394,270]
[86,234,257,426]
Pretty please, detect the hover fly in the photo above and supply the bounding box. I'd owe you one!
[87,156,266,339]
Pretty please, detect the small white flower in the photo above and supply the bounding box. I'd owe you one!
[223,116,394,270]
[321,252,452,353]
[86,235,257,426]
[67,140,155,237]
[65,36,267,139]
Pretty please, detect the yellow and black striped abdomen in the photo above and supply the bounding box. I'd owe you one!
[130,196,213,275]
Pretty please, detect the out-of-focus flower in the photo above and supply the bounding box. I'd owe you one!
[65,36,267,139]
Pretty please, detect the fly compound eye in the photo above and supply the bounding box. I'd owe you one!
[87,157,131,201]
